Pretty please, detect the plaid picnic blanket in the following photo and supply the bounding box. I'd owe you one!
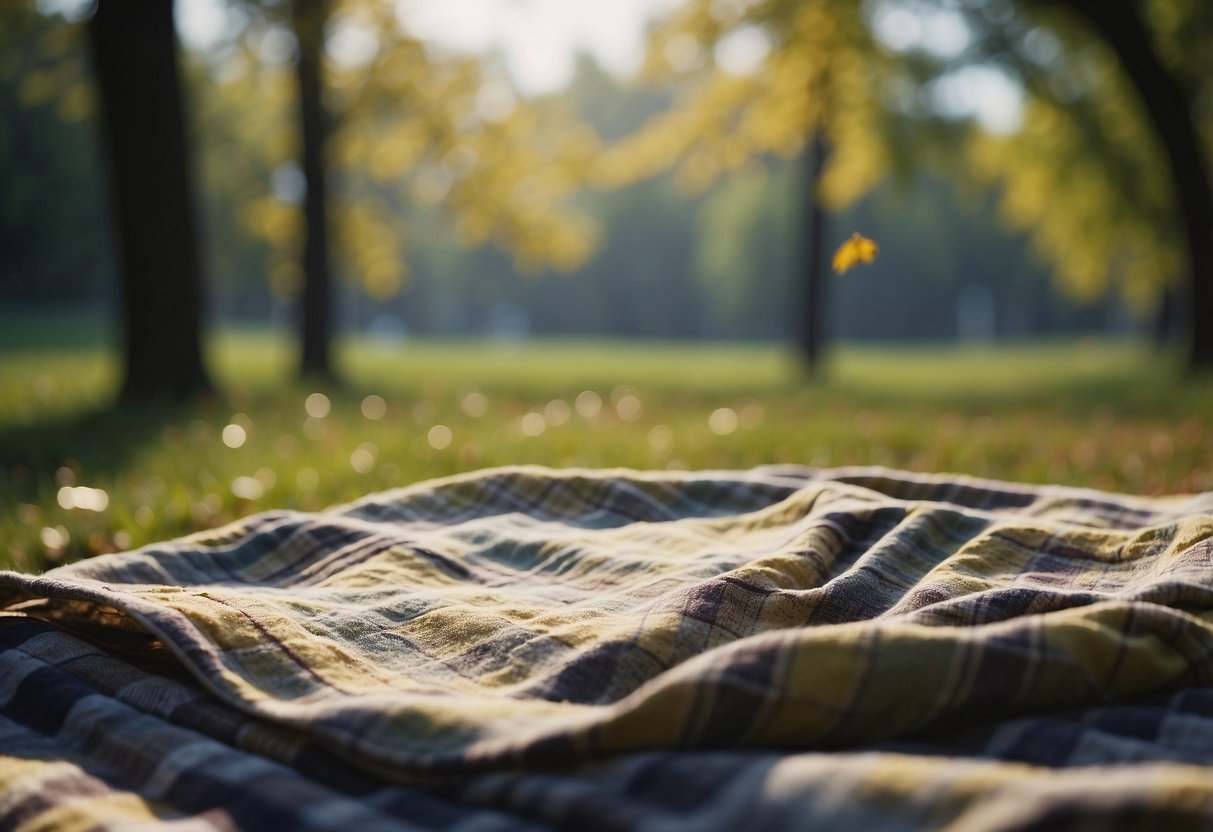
[1,465,1210,830]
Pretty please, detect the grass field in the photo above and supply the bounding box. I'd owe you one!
[2,310,1211,570]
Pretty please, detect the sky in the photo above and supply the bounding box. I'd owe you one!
[390,0,684,94]
[174,0,684,95]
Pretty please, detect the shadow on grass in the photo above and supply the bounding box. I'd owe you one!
[0,399,206,477]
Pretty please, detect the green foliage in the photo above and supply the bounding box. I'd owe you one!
[950,0,1201,309]
[605,0,1211,316]
[694,165,796,337]
[1,1,1180,352]
[597,0,893,207]
[385,60,1113,344]
[206,0,603,299]
[184,43,294,305]
[2,311,1210,571]
[2,3,1154,346]
[0,4,112,302]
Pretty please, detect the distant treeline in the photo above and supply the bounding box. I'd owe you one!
[1,16,1129,345]
[373,167,1128,344]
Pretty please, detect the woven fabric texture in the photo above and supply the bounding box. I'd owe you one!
[1,465,1211,830]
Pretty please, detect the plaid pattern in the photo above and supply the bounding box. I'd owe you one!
[1,465,1211,830]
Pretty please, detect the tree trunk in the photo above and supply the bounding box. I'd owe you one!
[1153,286,1177,349]
[88,0,211,402]
[292,0,337,382]
[1061,0,1213,370]
[797,133,830,372]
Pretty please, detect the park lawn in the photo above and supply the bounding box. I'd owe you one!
[1,323,1210,571]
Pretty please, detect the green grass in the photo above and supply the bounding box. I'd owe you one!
[2,313,1211,571]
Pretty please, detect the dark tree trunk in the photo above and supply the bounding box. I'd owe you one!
[1060,0,1213,370]
[1153,286,1177,349]
[292,0,337,382]
[88,0,211,401]
[797,133,830,372]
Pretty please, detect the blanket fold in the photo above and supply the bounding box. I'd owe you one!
[2,465,1211,829]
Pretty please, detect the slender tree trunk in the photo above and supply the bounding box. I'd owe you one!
[292,0,337,382]
[797,133,830,372]
[1061,0,1213,370]
[1153,286,1176,349]
[88,0,211,401]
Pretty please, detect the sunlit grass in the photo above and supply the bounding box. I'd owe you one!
[2,319,1210,571]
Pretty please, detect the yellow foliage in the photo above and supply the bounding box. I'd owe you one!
[595,0,890,214]
[0,13,89,120]
[363,257,404,299]
[244,197,302,245]
[454,211,493,248]
[268,260,303,298]
[195,0,604,299]
[314,0,602,288]
[333,195,407,296]
[832,232,879,274]
[965,47,1183,306]
[56,81,92,122]
[611,0,1205,310]
[19,69,55,107]
[367,125,426,181]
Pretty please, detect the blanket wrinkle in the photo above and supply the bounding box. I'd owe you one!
[1,465,1212,830]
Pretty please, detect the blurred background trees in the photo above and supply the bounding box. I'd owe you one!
[939,0,1211,367]
[227,0,602,383]
[2,0,1208,389]
[590,0,902,369]
[591,0,1210,368]
[0,4,108,305]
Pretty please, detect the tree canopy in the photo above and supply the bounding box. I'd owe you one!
[597,0,1212,367]
[4,0,1197,375]
[595,0,894,208]
[939,0,1210,364]
[196,0,606,380]
[0,4,109,304]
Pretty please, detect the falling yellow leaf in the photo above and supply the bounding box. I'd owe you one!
[832,232,879,274]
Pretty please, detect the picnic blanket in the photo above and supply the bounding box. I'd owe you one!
[1,465,1211,830]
